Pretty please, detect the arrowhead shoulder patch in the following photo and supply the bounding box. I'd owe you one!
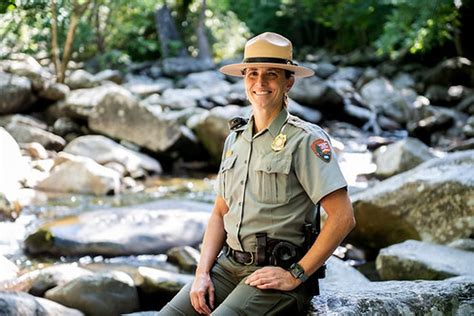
[311,138,332,163]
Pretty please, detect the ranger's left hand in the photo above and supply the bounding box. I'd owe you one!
[244,266,301,291]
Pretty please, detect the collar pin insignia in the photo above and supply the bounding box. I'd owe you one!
[271,134,286,152]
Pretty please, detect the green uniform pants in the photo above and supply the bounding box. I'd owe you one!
[158,253,313,315]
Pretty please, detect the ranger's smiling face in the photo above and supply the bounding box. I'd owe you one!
[244,67,294,111]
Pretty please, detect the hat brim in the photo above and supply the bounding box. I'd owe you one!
[219,62,314,78]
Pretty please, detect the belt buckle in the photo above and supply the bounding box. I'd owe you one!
[243,251,255,266]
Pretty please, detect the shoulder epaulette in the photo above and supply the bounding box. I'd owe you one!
[287,115,331,140]
[228,116,248,131]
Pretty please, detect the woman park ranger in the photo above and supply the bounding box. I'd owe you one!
[159,32,356,315]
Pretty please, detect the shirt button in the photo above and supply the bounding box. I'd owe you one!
[240,180,244,185]
[267,166,271,171]
[244,160,247,164]
[238,202,242,206]
[235,224,238,227]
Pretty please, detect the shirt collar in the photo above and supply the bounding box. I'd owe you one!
[241,107,289,142]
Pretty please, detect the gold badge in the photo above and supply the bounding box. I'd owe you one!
[225,149,233,158]
[271,134,286,152]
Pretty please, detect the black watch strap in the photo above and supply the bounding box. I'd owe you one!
[289,263,308,282]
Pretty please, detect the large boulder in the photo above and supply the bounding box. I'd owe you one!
[0,256,18,283]
[424,57,473,87]
[376,240,474,281]
[178,70,231,95]
[138,266,194,295]
[1,54,52,91]
[349,150,474,250]
[63,135,162,177]
[45,271,139,316]
[287,99,322,123]
[24,199,212,257]
[124,75,173,98]
[65,69,97,90]
[289,76,344,113]
[0,72,34,114]
[373,137,435,178]
[35,153,120,195]
[158,88,205,110]
[49,83,132,120]
[4,121,66,151]
[88,90,184,153]
[0,291,83,316]
[39,82,70,101]
[93,69,123,85]
[161,57,215,77]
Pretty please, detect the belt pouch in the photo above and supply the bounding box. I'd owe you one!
[256,233,267,265]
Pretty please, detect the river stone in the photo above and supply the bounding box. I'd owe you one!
[124,76,173,97]
[0,256,18,283]
[373,137,435,178]
[65,69,97,90]
[424,57,473,87]
[0,291,84,316]
[376,240,474,281]
[88,90,183,153]
[311,276,474,315]
[161,56,215,77]
[39,81,70,101]
[448,239,474,252]
[287,99,322,123]
[35,153,120,196]
[0,113,48,130]
[158,88,206,110]
[328,67,363,84]
[166,246,200,273]
[313,62,338,79]
[1,54,51,91]
[49,83,132,120]
[63,135,162,176]
[0,127,29,200]
[24,199,212,257]
[0,193,15,221]
[45,271,139,316]
[0,72,34,114]
[289,76,344,112]
[138,266,194,295]
[94,69,123,84]
[349,150,474,250]
[392,72,415,90]
[178,70,231,95]
[4,121,66,151]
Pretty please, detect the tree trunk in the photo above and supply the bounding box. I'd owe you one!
[196,0,212,61]
[155,4,188,58]
[50,0,60,81]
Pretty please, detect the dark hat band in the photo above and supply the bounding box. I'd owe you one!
[243,57,298,66]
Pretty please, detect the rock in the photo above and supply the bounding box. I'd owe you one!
[0,113,48,130]
[138,266,193,295]
[349,150,474,250]
[376,240,474,281]
[35,153,120,196]
[313,62,338,79]
[4,121,66,151]
[0,193,16,221]
[0,291,84,316]
[448,239,474,252]
[65,69,97,89]
[9,264,93,296]
[24,199,212,257]
[161,57,215,77]
[39,82,70,101]
[158,88,205,110]
[0,72,34,114]
[408,105,461,144]
[392,72,415,90]
[463,115,474,137]
[424,57,473,87]
[49,83,132,120]
[373,137,435,178]
[457,94,474,115]
[0,256,18,283]
[124,76,173,98]
[1,54,52,91]
[94,69,123,84]
[425,84,471,105]
[88,90,184,153]
[63,135,162,176]
[190,105,249,165]
[289,76,344,113]
[22,142,49,159]
[178,70,231,95]
[52,117,83,137]
[319,256,370,291]
[0,127,29,200]
[45,271,139,316]
[166,246,200,273]
[287,99,322,123]
[328,67,363,84]
[311,275,474,315]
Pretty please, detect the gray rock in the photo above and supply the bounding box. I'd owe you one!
[65,69,97,89]
[463,115,474,137]
[161,57,215,76]
[0,193,16,221]
[311,276,474,315]
[289,76,344,111]
[319,256,370,291]
[178,70,231,95]
[22,142,49,160]
[52,117,83,137]
[94,69,123,84]
[49,83,132,120]
[457,94,474,115]
[63,135,162,176]
[349,150,474,250]
[35,153,121,196]
[376,240,474,280]
[448,239,474,252]
[0,72,34,114]
[166,246,200,273]
[159,88,205,110]
[24,199,212,257]
[392,72,415,90]
[0,291,84,316]
[424,57,473,87]
[0,256,18,283]
[124,76,173,98]
[425,84,471,105]
[0,113,48,130]
[1,54,52,91]
[4,121,66,151]
[373,137,435,178]
[138,266,193,295]
[328,67,363,84]
[45,271,139,316]
[88,90,184,153]
[39,82,70,101]
[287,99,322,123]
[313,62,338,79]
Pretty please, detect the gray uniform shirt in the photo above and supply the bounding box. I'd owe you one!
[216,107,347,252]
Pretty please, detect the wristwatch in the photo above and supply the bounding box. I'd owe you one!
[288,263,308,282]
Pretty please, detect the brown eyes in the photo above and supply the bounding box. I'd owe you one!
[247,72,279,79]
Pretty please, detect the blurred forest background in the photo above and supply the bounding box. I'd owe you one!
[1,0,473,74]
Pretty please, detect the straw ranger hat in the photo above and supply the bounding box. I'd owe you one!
[219,32,314,78]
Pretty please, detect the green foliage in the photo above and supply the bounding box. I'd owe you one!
[0,0,16,13]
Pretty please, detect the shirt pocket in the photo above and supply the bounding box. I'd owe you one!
[253,154,292,204]
[219,154,237,201]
